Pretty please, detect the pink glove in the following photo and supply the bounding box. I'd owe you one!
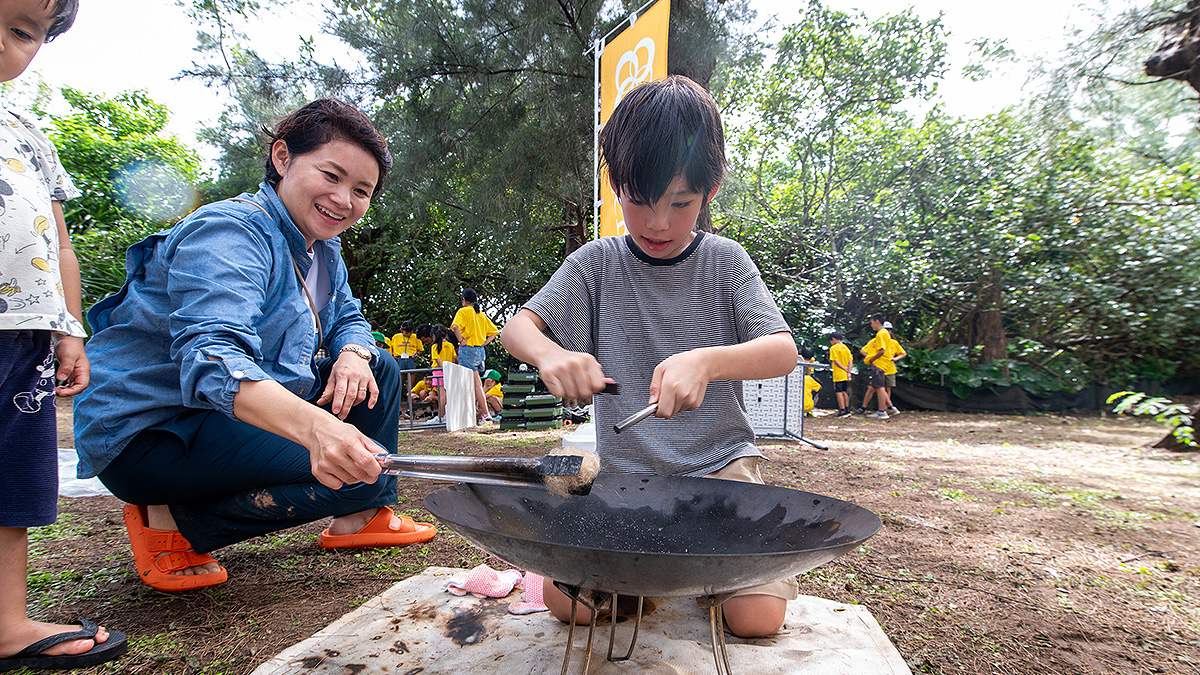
[445,564,523,598]
[509,572,549,614]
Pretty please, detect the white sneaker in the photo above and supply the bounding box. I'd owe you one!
[866,410,889,419]
[428,415,442,425]
[887,406,901,416]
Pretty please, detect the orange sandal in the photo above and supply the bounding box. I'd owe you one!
[123,504,228,592]
[317,506,437,549]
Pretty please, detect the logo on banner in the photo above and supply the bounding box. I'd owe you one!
[614,37,656,108]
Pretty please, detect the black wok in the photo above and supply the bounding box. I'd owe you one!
[423,472,881,597]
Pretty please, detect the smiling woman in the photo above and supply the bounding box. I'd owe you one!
[72,99,437,594]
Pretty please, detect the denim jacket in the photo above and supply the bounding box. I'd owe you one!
[73,183,377,478]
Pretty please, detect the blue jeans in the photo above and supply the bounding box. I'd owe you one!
[458,344,486,372]
[98,354,402,553]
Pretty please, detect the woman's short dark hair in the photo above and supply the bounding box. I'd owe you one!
[263,98,392,198]
[599,75,726,206]
[46,0,79,41]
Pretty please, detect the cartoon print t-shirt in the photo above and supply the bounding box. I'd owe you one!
[0,109,84,336]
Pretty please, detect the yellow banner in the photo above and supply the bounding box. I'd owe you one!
[597,0,670,239]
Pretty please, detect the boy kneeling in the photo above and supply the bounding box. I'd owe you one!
[502,76,798,637]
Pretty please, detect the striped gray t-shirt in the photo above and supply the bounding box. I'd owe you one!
[524,231,791,476]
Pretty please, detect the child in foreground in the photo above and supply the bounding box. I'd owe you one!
[502,75,799,638]
[0,0,128,669]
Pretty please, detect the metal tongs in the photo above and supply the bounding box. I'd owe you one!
[613,403,658,434]
[376,453,585,489]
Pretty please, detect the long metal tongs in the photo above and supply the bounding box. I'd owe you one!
[376,453,584,489]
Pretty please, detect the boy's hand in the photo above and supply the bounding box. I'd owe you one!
[649,349,712,419]
[538,349,606,402]
[53,336,90,396]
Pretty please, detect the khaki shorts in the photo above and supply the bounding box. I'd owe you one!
[702,456,800,601]
[884,373,897,388]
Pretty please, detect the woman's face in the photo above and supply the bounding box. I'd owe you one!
[271,137,379,249]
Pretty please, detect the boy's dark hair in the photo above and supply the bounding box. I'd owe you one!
[801,347,815,360]
[599,75,725,207]
[400,320,413,332]
[871,313,886,324]
[263,98,392,198]
[415,324,432,340]
[830,331,845,341]
[45,0,78,41]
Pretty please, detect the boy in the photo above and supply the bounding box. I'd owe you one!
[882,321,906,415]
[502,75,798,638]
[828,331,852,417]
[482,369,503,416]
[860,314,894,419]
[386,320,422,396]
[0,0,128,670]
[801,347,821,415]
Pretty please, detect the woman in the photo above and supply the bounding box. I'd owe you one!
[74,99,435,592]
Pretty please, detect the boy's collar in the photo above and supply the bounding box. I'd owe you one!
[623,230,706,266]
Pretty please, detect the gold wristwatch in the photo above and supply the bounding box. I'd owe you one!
[339,344,374,361]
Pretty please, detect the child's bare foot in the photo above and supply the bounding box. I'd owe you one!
[0,619,109,659]
[145,505,222,576]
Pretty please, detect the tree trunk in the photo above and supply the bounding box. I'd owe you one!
[1152,404,1199,451]
[968,269,1008,366]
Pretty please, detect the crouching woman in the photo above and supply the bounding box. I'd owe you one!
[74,99,435,592]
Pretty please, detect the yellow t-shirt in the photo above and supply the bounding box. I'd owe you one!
[803,374,821,413]
[431,341,456,366]
[485,383,502,398]
[829,342,853,382]
[887,335,906,371]
[411,379,430,395]
[863,329,896,375]
[452,306,499,347]
[386,332,423,358]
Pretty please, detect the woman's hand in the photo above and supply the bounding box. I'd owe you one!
[649,349,714,419]
[53,336,90,396]
[317,350,378,419]
[308,418,383,490]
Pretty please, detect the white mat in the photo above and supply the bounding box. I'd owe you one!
[58,447,110,498]
[252,567,911,675]
[441,362,477,432]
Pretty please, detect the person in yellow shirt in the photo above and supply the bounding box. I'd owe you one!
[410,378,437,405]
[451,288,500,423]
[482,369,503,416]
[420,324,457,425]
[882,322,906,416]
[386,321,423,396]
[451,288,500,373]
[828,331,853,417]
[859,314,894,419]
[800,347,821,415]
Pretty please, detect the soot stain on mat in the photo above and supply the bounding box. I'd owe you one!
[444,605,503,646]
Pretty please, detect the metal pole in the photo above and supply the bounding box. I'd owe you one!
[593,38,601,241]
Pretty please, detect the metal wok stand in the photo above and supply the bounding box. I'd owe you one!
[554,583,736,675]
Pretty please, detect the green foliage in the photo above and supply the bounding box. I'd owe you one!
[41,88,203,234]
[1107,391,1197,447]
[37,89,203,313]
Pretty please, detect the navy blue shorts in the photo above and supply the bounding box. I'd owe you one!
[834,381,848,393]
[0,331,58,527]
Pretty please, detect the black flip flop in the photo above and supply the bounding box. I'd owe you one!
[0,619,128,672]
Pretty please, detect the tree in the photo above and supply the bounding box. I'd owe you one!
[42,88,203,234]
[182,0,756,335]
[40,88,204,310]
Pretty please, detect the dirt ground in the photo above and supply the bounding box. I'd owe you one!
[30,401,1200,675]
